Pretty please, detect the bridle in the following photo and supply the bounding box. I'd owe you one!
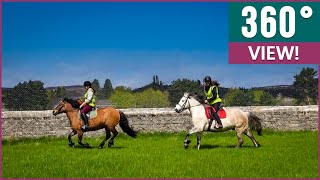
[176,95,202,111]
[55,101,79,113]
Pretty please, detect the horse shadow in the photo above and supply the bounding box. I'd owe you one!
[199,144,257,149]
[72,145,125,149]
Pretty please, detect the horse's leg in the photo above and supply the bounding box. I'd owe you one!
[235,127,244,148]
[196,132,202,150]
[244,129,261,147]
[77,131,92,148]
[99,128,111,149]
[68,130,77,147]
[108,128,118,147]
[184,126,202,149]
[184,133,191,149]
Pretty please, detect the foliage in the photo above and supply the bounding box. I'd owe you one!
[46,87,68,109]
[101,79,113,99]
[109,87,135,108]
[91,79,101,97]
[224,88,276,106]
[109,87,170,108]
[135,89,171,108]
[3,80,49,110]
[167,79,202,106]
[293,67,318,105]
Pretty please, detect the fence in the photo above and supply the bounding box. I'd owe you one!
[1,106,318,139]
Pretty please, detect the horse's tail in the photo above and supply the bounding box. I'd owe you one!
[119,111,137,138]
[247,112,263,136]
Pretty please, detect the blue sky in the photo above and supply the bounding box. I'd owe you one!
[3,2,318,89]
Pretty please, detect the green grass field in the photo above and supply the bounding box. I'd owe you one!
[2,130,318,178]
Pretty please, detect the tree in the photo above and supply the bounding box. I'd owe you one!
[91,79,100,97]
[101,79,113,99]
[46,87,67,109]
[109,87,135,108]
[260,92,276,106]
[247,89,276,106]
[135,88,170,108]
[224,88,253,106]
[293,67,318,105]
[109,87,170,108]
[167,79,202,106]
[3,80,48,110]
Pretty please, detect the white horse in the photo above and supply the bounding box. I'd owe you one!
[175,92,262,149]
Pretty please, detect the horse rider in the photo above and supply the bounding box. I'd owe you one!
[203,76,223,130]
[79,81,96,130]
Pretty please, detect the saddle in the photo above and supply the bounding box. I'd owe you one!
[76,98,98,120]
[78,108,98,120]
[205,106,226,119]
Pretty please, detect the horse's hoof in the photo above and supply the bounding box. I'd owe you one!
[69,143,75,147]
[184,144,189,149]
[256,143,261,147]
[98,146,104,149]
[83,143,92,149]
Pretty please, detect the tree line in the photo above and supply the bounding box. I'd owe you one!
[2,67,318,110]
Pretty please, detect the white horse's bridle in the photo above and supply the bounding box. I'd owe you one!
[176,95,190,111]
[176,95,202,112]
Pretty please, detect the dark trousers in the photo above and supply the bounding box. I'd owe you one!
[209,102,222,125]
[80,105,93,127]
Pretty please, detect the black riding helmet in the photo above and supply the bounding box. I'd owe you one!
[83,81,92,87]
[203,76,212,83]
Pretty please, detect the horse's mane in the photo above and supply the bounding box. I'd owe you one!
[63,97,80,109]
[191,95,205,104]
[186,92,205,104]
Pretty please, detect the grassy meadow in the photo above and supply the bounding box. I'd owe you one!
[2,130,318,178]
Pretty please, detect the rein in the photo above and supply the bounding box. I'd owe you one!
[65,109,79,113]
[56,101,79,113]
[178,95,203,110]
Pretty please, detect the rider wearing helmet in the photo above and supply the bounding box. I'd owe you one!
[203,76,223,130]
[79,81,96,130]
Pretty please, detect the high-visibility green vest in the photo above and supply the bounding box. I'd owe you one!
[84,88,96,107]
[204,86,222,105]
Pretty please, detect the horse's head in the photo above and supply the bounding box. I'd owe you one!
[175,92,191,113]
[52,98,77,116]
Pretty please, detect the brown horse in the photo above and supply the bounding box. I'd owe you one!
[52,98,137,148]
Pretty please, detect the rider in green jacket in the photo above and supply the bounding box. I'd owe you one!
[203,76,223,130]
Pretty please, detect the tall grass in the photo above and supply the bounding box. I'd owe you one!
[2,130,318,178]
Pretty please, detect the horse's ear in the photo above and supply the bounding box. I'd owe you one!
[63,97,69,102]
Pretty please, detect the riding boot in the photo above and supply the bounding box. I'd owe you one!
[207,108,215,131]
[208,119,213,131]
[81,113,89,130]
[213,112,223,129]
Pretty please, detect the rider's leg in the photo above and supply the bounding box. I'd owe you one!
[213,103,223,128]
[208,107,214,130]
[80,105,92,130]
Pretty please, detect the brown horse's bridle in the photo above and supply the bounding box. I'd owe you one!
[56,101,78,113]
